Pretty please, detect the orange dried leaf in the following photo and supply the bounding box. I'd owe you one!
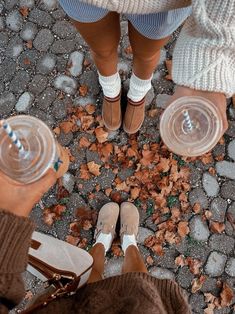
[201,152,213,164]
[208,167,216,176]
[53,126,61,135]
[87,161,101,176]
[152,244,164,256]
[66,235,79,246]
[101,142,113,158]
[19,6,29,17]
[26,41,33,49]
[193,203,201,214]
[79,85,88,96]
[175,255,186,267]
[59,121,74,134]
[210,221,225,233]
[79,137,91,148]
[130,187,141,200]
[220,282,234,307]
[85,104,96,114]
[156,157,170,172]
[53,204,66,216]
[80,164,91,180]
[124,45,133,55]
[146,255,154,265]
[191,277,205,293]
[23,57,31,65]
[177,221,189,238]
[43,209,56,226]
[95,127,108,143]
[140,150,154,166]
[148,109,158,118]
[82,219,93,230]
[111,245,123,257]
[110,191,122,204]
[165,59,172,75]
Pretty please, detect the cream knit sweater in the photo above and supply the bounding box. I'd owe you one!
[80,0,235,97]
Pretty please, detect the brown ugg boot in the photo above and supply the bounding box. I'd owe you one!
[123,97,145,134]
[102,94,121,131]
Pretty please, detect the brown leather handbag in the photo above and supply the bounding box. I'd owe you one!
[21,231,93,313]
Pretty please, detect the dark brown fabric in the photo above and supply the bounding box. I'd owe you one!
[0,211,191,314]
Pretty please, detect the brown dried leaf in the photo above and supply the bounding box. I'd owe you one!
[175,255,186,267]
[26,41,33,49]
[53,126,61,135]
[191,276,205,293]
[193,203,201,214]
[23,57,31,65]
[112,245,123,257]
[80,164,91,180]
[79,85,88,96]
[124,45,133,55]
[130,187,141,200]
[220,282,234,307]
[210,221,225,233]
[59,121,74,134]
[152,244,164,256]
[95,127,108,143]
[101,142,113,159]
[146,255,154,265]
[82,219,93,230]
[87,161,101,176]
[110,191,122,204]
[177,221,189,238]
[19,6,29,17]
[66,235,79,246]
[43,209,56,226]
[85,104,96,114]
[156,157,170,172]
[79,136,91,148]
[140,150,154,166]
[201,152,213,164]
[148,109,158,118]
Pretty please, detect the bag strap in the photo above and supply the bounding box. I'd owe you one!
[21,255,93,313]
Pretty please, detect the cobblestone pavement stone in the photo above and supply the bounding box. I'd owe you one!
[1,1,235,313]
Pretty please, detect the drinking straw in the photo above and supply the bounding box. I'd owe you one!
[0,119,25,153]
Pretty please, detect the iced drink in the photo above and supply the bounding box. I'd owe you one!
[0,115,69,184]
[159,96,223,157]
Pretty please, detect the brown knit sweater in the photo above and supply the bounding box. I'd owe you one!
[0,210,191,314]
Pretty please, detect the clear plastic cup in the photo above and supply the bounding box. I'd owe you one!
[159,96,223,157]
[0,115,70,184]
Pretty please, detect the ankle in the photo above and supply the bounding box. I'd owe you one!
[95,232,112,254]
[122,234,138,254]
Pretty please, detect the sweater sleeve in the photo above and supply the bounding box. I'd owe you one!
[172,0,235,97]
[0,210,35,313]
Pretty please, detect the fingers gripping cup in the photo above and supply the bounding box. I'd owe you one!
[159,96,223,157]
[0,115,69,184]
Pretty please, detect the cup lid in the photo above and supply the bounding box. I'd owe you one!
[159,96,223,157]
[0,115,56,183]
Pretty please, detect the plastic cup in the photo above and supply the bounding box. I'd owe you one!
[159,96,223,157]
[0,115,70,184]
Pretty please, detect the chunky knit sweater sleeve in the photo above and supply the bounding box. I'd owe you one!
[0,211,35,313]
[172,0,235,97]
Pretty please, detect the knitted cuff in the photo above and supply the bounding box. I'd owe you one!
[0,210,35,274]
[172,22,234,97]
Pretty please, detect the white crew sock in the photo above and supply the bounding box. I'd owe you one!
[121,234,138,254]
[127,73,153,102]
[95,232,112,253]
[98,72,121,98]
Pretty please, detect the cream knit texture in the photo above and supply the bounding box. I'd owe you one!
[79,0,235,97]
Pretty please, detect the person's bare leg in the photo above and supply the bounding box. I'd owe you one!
[122,245,147,274]
[72,12,120,76]
[128,22,170,79]
[87,243,105,283]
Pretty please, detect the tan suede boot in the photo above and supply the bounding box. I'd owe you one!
[123,97,145,134]
[102,94,121,131]
[120,202,139,239]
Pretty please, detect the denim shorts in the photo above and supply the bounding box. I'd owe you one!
[58,0,191,40]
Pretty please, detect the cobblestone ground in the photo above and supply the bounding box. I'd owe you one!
[1,1,235,313]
